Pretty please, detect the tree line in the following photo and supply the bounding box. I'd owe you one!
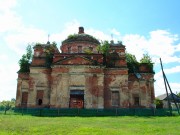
[0,98,15,114]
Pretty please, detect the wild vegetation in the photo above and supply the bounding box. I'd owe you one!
[43,42,57,68]
[18,45,32,73]
[126,52,154,73]
[96,40,154,72]
[18,42,57,71]
[154,98,163,108]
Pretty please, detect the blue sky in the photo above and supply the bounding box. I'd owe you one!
[0,0,180,101]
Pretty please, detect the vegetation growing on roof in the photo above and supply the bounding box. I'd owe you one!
[126,53,139,73]
[18,42,58,71]
[96,41,110,65]
[140,53,152,63]
[140,53,154,73]
[97,41,110,55]
[34,42,42,47]
[62,34,100,44]
[44,42,57,68]
[18,44,33,73]
[126,53,154,73]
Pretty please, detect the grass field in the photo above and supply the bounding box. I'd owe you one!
[0,115,180,135]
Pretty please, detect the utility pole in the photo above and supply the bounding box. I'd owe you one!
[160,58,172,115]
[160,58,180,115]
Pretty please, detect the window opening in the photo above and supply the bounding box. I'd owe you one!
[68,47,71,53]
[111,91,119,106]
[78,46,82,53]
[134,96,140,106]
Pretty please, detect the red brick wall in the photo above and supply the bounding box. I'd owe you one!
[61,41,99,53]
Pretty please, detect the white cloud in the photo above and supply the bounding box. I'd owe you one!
[123,30,180,64]
[4,27,47,55]
[86,28,111,42]
[155,66,180,79]
[174,43,180,52]
[0,0,22,33]
[122,30,180,96]
[123,34,147,60]
[0,54,8,61]
[154,79,180,96]
[148,30,178,59]
[110,28,121,36]
[0,0,17,12]
[0,62,19,101]
[50,20,80,44]
[164,66,180,74]
[154,66,180,96]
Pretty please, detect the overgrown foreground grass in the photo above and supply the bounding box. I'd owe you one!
[0,115,179,135]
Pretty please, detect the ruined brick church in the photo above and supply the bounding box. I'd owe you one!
[16,27,155,109]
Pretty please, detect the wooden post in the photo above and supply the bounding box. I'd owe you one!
[160,58,172,115]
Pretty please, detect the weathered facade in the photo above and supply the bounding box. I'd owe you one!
[16,27,155,109]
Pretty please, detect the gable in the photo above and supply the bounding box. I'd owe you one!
[54,56,94,65]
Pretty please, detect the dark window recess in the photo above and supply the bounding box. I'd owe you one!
[78,46,82,53]
[68,47,71,53]
[38,99,42,105]
[134,96,140,106]
[111,91,119,106]
[36,90,44,106]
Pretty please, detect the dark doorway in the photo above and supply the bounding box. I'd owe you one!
[134,96,140,106]
[36,90,44,106]
[38,99,42,105]
[69,90,84,108]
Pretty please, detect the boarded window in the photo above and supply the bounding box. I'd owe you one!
[21,92,28,107]
[111,91,119,106]
[134,96,140,106]
[70,90,84,108]
[78,46,82,53]
[36,90,44,106]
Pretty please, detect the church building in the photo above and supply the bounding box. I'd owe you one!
[15,27,155,109]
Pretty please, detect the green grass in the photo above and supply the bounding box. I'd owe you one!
[0,115,180,135]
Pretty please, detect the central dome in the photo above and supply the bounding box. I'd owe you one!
[61,27,100,54]
[62,27,100,44]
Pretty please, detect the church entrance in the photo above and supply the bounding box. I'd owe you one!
[69,90,84,108]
